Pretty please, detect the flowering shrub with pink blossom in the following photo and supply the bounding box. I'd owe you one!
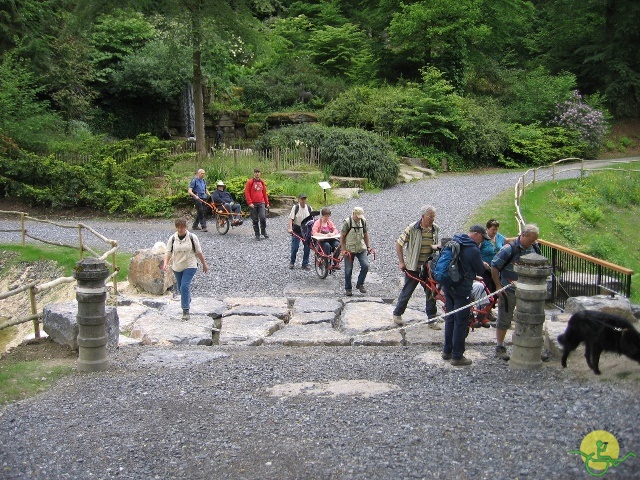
[549,90,609,151]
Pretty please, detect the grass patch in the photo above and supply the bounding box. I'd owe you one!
[0,360,74,405]
[0,243,131,279]
[470,166,640,303]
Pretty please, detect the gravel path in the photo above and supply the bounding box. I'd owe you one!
[1,162,639,479]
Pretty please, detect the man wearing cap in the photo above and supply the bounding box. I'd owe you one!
[288,194,313,269]
[212,180,242,226]
[491,223,540,361]
[441,225,487,366]
[340,206,372,296]
[188,169,210,232]
[392,205,441,329]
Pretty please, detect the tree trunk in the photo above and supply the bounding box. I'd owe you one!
[191,12,207,156]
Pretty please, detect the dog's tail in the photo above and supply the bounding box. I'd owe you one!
[557,333,566,346]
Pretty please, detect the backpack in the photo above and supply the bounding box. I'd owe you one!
[344,216,366,235]
[432,240,462,286]
[300,214,316,244]
[498,240,542,271]
[169,233,195,253]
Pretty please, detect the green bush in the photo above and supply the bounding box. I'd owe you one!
[456,96,509,164]
[502,124,588,167]
[255,124,399,188]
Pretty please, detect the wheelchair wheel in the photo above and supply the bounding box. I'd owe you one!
[315,252,328,279]
[215,214,230,235]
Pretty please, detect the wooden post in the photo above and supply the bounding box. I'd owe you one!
[20,212,25,247]
[29,286,39,338]
[78,225,84,259]
[111,246,118,296]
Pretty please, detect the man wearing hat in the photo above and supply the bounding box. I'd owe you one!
[340,206,372,296]
[441,224,487,366]
[491,223,540,361]
[288,194,313,269]
[212,180,243,225]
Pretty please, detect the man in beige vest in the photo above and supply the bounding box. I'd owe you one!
[340,207,372,297]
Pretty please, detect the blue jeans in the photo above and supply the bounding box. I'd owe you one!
[290,233,310,267]
[173,268,197,311]
[321,239,340,264]
[222,202,242,221]
[442,286,472,360]
[393,269,437,317]
[344,250,369,291]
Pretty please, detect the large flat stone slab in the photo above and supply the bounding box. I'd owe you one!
[130,311,215,346]
[352,329,402,346]
[117,304,150,332]
[223,304,290,321]
[339,302,397,335]
[264,323,351,346]
[220,315,284,346]
[292,297,343,315]
[224,297,289,309]
[42,302,119,351]
[289,311,337,326]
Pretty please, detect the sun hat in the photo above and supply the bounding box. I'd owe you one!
[216,180,225,187]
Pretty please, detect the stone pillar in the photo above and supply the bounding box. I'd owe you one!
[510,253,552,370]
[74,258,110,372]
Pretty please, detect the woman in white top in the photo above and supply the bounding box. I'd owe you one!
[162,218,208,321]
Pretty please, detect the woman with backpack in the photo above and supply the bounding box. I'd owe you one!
[162,218,209,321]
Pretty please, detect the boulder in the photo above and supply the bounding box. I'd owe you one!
[43,302,119,351]
[128,249,174,295]
[564,295,636,323]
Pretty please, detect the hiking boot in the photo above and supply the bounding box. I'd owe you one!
[182,311,190,321]
[345,290,353,297]
[201,228,208,232]
[428,321,442,330]
[356,285,367,294]
[393,315,404,326]
[495,345,510,360]
[450,356,472,366]
[289,263,295,269]
[301,265,310,270]
[262,232,269,239]
[192,226,201,230]
[441,352,452,360]
[255,234,261,241]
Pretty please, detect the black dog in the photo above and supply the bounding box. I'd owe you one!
[558,310,640,375]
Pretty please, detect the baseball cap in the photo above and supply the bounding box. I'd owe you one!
[298,193,307,199]
[469,224,490,240]
[353,207,365,219]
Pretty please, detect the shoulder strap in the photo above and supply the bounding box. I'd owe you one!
[189,233,195,252]
[171,233,195,253]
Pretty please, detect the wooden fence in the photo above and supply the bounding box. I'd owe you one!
[0,211,120,338]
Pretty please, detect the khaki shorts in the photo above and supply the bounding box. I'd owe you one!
[496,288,516,330]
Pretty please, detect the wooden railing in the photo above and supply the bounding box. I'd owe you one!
[0,211,119,338]
[513,158,637,308]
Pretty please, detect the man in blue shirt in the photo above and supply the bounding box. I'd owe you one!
[491,224,540,360]
[188,169,210,232]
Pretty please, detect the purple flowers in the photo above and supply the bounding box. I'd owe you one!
[549,90,609,149]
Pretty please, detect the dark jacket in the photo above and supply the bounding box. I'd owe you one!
[449,233,485,294]
[212,189,234,204]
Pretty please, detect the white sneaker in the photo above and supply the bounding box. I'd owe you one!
[393,315,405,326]
[182,311,190,321]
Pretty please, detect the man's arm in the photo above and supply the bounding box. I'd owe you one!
[395,242,406,271]
[491,266,502,290]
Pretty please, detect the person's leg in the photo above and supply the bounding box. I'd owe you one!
[495,289,515,357]
[344,254,354,292]
[355,250,369,288]
[178,268,197,311]
[452,293,471,360]
[393,271,419,316]
[330,240,341,266]
[257,203,267,236]
[232,203,242,222]
[250,205,260,237]
[442,289,454,356]
[193,200,203,228]
[198,201,207,229]
[290,235,300,265]
[302,241,311,267]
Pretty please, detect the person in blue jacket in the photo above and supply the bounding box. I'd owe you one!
[441,225,488,367]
